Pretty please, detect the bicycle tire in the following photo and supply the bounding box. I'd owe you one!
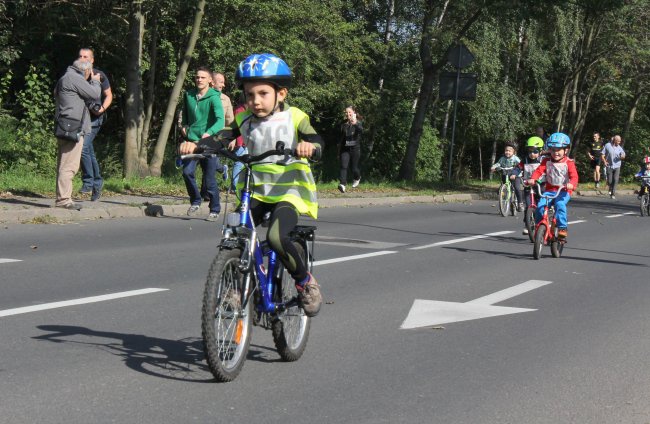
[202,248,252,382]
[525,208,535,243]
[551,239,563,258]
[272,241,310,361]
[641,194,649,217]
[533,223,546,260]
[498,184,509,217]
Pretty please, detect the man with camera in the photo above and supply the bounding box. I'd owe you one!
[54,59,101,210]
[78,47,113,201]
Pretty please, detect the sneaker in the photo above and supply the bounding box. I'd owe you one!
[222,164,229,181]
[518,202,525,212]
[56,202,82,211]
[90,182,103,202]
[522,228,529,235]
[595,182,600,188]
[296,273,322,317]
[206,212,219,222]
[187,204,200,216]
[338,184,346,193]
[610,195,616,200]
[352,178,361,188]
[557,228,568,240]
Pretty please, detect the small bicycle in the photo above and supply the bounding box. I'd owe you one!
[524,182,542,243]
[532,183,566,260]
[494,166,518,217]
[638,175,650,217]
[182,142,317,382]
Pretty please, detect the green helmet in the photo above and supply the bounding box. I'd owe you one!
[526,136,544,148]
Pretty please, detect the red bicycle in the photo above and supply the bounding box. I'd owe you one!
[532,183,567,260]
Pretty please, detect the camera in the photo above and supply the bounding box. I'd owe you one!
[90,103,102,113]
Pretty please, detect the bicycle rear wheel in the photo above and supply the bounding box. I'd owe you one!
[498,184,509,217]
[272,242,310,361]
[202,248,252,382]
[525,208,535,243]
[640,194,649,217]
[533,224,546,260]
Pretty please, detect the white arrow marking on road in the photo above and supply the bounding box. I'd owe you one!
[0,258,22,264]
[400,280,552,329]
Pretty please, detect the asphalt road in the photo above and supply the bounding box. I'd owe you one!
[1,195,649,424]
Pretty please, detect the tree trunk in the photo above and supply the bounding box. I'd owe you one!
[149,0,206,177]
[123,0,145,178]
[140,6,158,161]
[623,88,643,142]
[377,0,395,92]
[398,2,480,180]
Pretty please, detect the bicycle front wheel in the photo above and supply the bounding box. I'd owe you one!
[272,243,310,361]
[525,208,535,243]
[498,184,509,217]
[640,194,649,217]
[510,190,518,217]
[533,224,546,260]
[202,248,252,382]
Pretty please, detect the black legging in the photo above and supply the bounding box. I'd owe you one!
[250,199,307,283]
[339,145,361,185]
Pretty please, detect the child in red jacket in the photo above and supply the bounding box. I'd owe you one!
[527,132,579,240]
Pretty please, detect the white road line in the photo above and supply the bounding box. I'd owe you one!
[313,251,397,266]
[568,220,587,225]
[409,231,514,250]
[0,259,22,264]
[0,288,169,318]
[605,212,635,218]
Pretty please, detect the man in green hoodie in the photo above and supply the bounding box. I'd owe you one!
[180,66,225,221]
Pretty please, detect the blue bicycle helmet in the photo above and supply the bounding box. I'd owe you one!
[235,53,292,88]
[546,132,570,148]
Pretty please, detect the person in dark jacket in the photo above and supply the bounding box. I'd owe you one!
[53,59,101,210]
[338,106,363,193]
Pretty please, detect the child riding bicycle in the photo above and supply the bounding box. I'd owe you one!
[490,140,523,210]
[515,136,544,235]
[526,132,579,241]
[179,53,323,317]
[635,156,650,198]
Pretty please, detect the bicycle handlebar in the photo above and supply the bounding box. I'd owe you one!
[180,141,321,163]
[534,182,565,199]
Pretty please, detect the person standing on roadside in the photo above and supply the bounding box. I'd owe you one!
[586,131,604,188]
[53,60,101,210]
[337,106,363,193]
[601,134,626,199]
[229,95,248,192]
[179,66,225,221]
[77,47,112,201]
[211,72,234,126]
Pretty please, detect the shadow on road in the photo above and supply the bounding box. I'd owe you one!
[32,325,281,383]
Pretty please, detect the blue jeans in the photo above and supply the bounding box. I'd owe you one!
[535,191,571,228]
[182,156,221,213]
[231,146,248,191]
[80,123,103,192]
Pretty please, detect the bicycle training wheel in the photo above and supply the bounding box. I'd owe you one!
[498,184,509,217]
[640,194,649,217]
[525,208,535,243]
[272,242,311,361]
[201,248,252,382]
[533,224,546,260]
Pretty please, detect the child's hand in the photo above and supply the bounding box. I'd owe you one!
[526,178,536,186]
[228,140,237,151]
[509,175,515,181]
[296,141,315,158]
[179,141,197,155]
[566,183,574,191]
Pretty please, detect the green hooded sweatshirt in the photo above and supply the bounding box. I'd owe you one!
[181,87,224,141]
